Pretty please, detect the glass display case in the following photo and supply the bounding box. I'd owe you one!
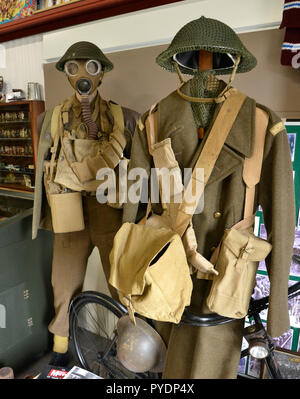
[0,100,44,196]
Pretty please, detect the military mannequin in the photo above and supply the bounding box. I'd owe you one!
[32,41,139,366]
[123,17,295,378]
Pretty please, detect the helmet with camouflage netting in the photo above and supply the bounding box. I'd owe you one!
[156,16,257,75]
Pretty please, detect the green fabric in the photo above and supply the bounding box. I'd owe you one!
[189,73,225,128]
[156,16,257,75]
[56,41,114,73]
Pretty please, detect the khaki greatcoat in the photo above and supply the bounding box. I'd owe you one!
[122,81,295,378]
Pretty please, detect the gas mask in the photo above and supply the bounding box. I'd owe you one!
[65,59,104,140]
[65,59,103,96]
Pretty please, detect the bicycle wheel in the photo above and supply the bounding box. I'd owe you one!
[69,291,140,379]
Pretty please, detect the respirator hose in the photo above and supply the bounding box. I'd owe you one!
[81,95,98,140]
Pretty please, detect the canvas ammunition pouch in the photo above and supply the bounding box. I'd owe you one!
[109,90,249,324]
[43,98,126,233]
[206,226,271,318]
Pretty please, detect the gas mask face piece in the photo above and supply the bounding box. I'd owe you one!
[65,59,103,96]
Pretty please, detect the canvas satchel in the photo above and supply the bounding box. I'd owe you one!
[109,90,247,324]
[206,107,272,318]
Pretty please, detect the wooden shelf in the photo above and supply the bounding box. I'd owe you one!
[0,154,33,158]
[0,138,32,141]
[0,184,34,192]
[0,169,34,175]
[0,121,30,125]
[0,0,183,43]
[0,100,44,195]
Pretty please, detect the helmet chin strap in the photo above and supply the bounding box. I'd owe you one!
[175,55,241,103]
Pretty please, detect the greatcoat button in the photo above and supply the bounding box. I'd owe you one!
[214,211,222,219]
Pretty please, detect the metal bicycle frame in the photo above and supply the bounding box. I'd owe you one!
[70,281,300,379]
[181,281,300,379]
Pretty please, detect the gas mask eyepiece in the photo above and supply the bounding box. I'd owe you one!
[65,59,103,96]
[85,60,102,75]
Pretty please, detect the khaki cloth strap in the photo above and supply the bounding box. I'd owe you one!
[242,107,269,220]
[110,102,125,133]
[145,103,158,156]
[173,90,247,236]
[49,105,63,181]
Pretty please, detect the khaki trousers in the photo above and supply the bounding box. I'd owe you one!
[48,196,122,337]
[155,278,245,379]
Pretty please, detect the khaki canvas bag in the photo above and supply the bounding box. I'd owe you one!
[109,90,247,324]
[206,107,272,318]
[109,222,193,324]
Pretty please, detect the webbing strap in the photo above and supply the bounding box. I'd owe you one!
[110,102,125,133]
[49,105,63,181]
[145,103,158,156]
[173,90,247,236]
[242,107,269,220]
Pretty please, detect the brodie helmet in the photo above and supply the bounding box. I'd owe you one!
[56,41,114,73]
[156,16,257,76]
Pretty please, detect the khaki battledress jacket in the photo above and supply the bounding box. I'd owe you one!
[122,82,295,378]
[32,92,139,239]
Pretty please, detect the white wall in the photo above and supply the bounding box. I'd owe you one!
[0,0,285,100]
[43,0,284,62]
[0,34,45,99]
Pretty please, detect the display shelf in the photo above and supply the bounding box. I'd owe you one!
[0,0,183,43]
[0,169,34,175]
[0,101,44,195]
[0,138,32,141]
[0,184,34,192]
[0,187,34,200]
[0,121,30,125]
[0,154,33,158]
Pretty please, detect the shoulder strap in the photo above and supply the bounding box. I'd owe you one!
[145,103,158,155]
[173,90,247,236]
[238,107,269,230]
[226,107,269,231]
[48,105,63,181]
[110,102,125,133]
[50,104,63,140]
